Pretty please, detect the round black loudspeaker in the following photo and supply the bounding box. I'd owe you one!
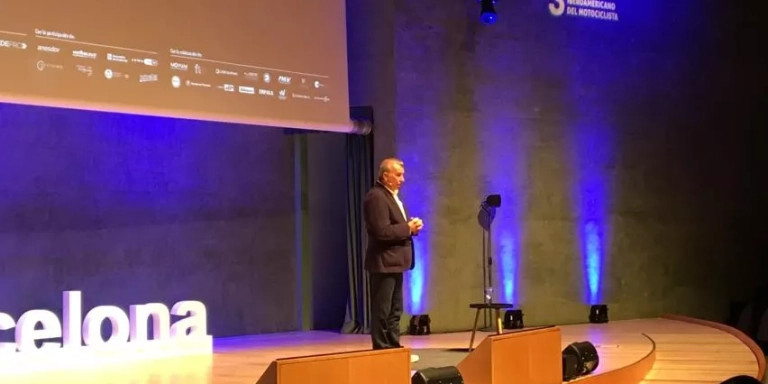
[719,375,761,384]
[411,366,463,384]
[562,341,599,381]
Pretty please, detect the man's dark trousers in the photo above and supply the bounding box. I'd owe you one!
[369,272,403,349]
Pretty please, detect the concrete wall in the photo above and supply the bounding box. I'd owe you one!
[347,0,767,331]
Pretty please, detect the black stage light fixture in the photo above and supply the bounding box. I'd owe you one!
[503,309,524,329]
[412,366,464,384]
[408,314,432,335]
[589,304,609,323]
[562,341,599,381]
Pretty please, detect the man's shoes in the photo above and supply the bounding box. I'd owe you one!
[410,354,420,363]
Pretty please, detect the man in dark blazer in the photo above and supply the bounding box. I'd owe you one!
[364,158,423,352]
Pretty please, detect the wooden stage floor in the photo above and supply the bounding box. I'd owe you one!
[6,316,765,384]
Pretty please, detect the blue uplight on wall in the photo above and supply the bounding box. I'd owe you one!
[583,220,602,304]
[408,239,426,314]
[565,15,620,306]
[399,154,433,315]
[575,124,612,305]
[499,232,518,303]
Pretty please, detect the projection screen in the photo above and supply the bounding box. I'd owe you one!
[0,1,353,132]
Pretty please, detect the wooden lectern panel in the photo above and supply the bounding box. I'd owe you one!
[255,347,411,384]
[457,326,562,384]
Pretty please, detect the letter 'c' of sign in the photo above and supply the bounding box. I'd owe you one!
[0,313,17,353]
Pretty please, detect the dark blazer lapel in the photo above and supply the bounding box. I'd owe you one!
[375,182,406,223]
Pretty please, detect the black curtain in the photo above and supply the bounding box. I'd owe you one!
[341,107,374,334]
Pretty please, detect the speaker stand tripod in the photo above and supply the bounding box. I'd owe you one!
[472,196,513,333]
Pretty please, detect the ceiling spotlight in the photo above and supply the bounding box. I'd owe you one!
[479,0,498,25]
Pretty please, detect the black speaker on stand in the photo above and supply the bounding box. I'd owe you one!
[478,194,501,329]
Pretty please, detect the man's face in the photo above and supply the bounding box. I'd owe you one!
[383,163,405,190]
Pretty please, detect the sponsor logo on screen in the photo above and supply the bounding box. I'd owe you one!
[76,64,93,76]
[36,60,64,71]
[37,45,60,53]
[0,39,28,50]
[72,49,97,59]
[238,86,255,94]
[107,53,128,63]
[140,74,158,83]
[215,68,238,76]
[133,57,159,67]
[170,62,188,71]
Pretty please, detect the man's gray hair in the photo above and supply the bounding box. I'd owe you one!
[378,158,404,179]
